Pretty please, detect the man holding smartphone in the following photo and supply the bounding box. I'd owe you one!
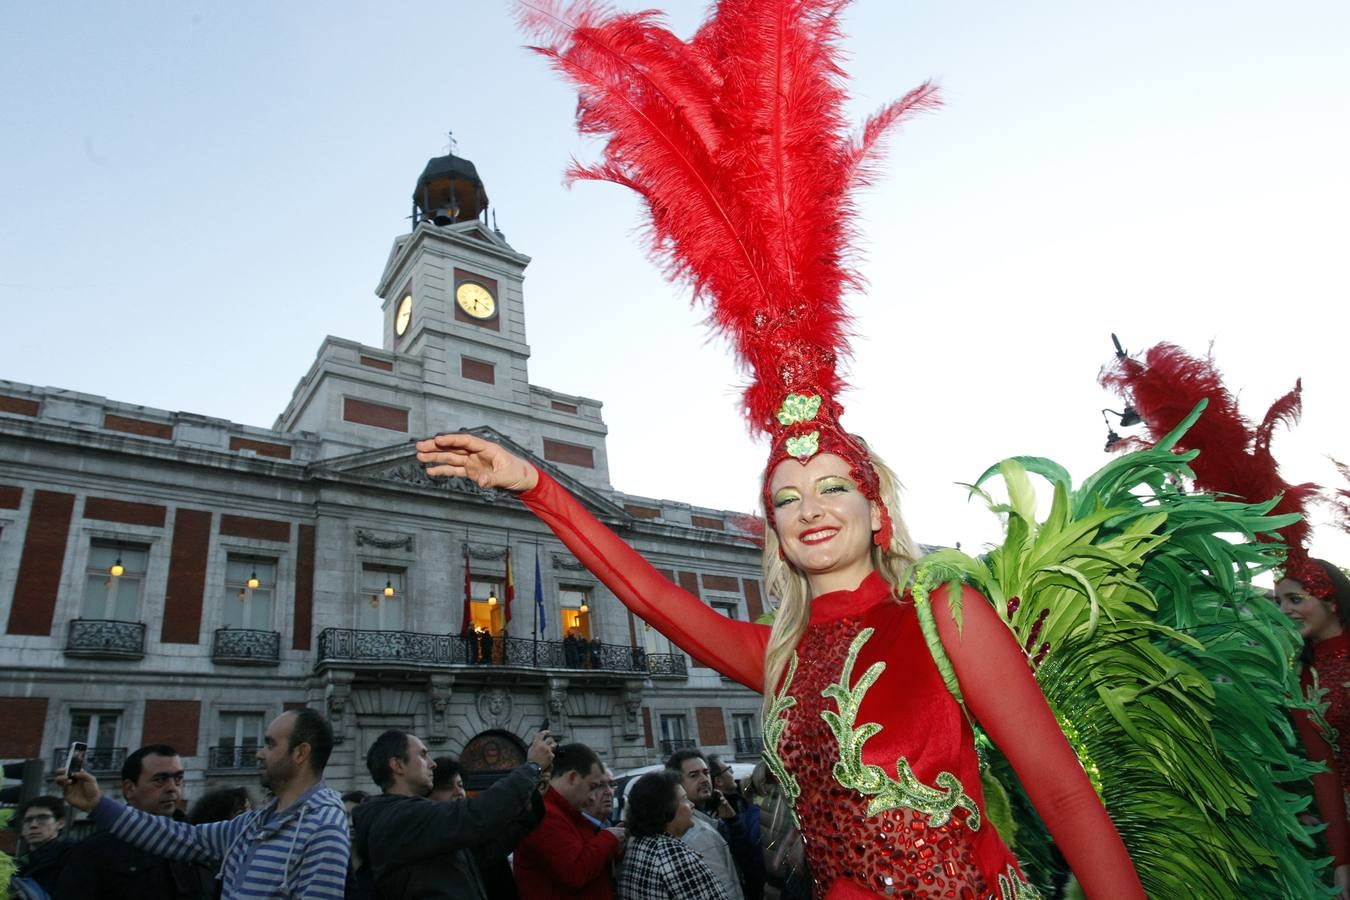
[58,708,349,900]
[353,727,553,899]
[56,744,215,899]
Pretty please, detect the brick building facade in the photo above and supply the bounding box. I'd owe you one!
[0,153,766,801]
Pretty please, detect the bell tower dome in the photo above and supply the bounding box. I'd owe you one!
[412,153,489,227]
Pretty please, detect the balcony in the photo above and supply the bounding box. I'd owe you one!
[212,628,281,666]
[65,619,146,660]
[659,738,696,756]
[208,746,260,771]
[734,736,764,758]
[315,629,687,679]
[53,746,126,775]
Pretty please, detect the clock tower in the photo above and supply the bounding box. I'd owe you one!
[275,148,613,491]
[376,152,534,400]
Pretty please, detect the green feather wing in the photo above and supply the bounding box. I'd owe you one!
[915,410,1329,898]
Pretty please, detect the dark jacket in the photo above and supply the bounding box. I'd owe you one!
[718,794,765,900]
[15,837,76,897]
[352,764,541,900]
[54,814,215,900]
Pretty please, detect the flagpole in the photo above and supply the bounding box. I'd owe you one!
[532,541,542,668]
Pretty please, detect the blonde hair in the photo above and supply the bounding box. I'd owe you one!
[760,444,919,718]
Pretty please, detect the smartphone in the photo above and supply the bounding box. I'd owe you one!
[540,718,550,733]
[66,741,88,776]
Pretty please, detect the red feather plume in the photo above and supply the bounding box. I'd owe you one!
[517,0,939,436]
[1100,342,1329,596]
[1329,458,1350,537]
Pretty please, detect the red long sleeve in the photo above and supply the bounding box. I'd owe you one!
[521,471,769,691]
[1291,703,1350,867]
[931,585,1145,899]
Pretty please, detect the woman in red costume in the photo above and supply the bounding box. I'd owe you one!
[1278,559,1350,898]
[417,428,1142,900]
[430,2,1145,895]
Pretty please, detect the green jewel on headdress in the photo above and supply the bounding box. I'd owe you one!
[785,431,820,460]
[776,393,821,427]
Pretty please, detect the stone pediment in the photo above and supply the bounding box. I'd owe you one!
[312,426,628,521]
[447,220,514,251]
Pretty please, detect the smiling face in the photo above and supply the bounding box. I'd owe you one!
[768,453,881,596]
[1276,577,1343,641]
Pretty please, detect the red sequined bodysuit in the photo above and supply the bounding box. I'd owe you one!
[1294,633,1350,866]
[520,472,1140,899]
[770,577,1022,898]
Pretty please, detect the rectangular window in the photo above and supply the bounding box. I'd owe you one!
[710,600,738,620]
[358,566,405,630]
[68,709,122,772]
[223,556,275,630]
[70,710,120,748]
[215,712,264,769]
[659,715,688,743]
[559,586,591,641]
[733,714,756,741]
[732,713,762,756]
[82,542,148,621]
[469,579,504,635]
[659,714,693,755]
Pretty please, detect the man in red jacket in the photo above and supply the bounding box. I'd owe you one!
[513,742,626,899]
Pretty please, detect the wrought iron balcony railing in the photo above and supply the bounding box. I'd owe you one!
[212,628,281,666]
[53,746,126,774]
[65,619,146,659]
[644,652,688,679]
[659,738,696,756]
[734,736,764,757]
[315,628,687,679]
[208,745,261,770]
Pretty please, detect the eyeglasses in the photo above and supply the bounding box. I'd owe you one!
[710,768,732,779]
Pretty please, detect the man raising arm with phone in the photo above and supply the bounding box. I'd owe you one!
[58,708,349,899]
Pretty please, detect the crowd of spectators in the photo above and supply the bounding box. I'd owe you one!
[5,717,805,900]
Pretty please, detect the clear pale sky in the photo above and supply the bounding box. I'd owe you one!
[2,1,1347,571]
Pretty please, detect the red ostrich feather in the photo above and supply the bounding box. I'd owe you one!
[517,0,939,436]
[1330,458,1350,537]
[1100,342,1328,595]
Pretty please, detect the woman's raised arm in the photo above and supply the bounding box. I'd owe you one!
[417,433,769,691]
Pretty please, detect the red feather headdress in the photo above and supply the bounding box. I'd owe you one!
[1100,342,1329,597]
[519,0,940,545]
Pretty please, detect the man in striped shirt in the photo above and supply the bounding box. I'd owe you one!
[59,707,350,899]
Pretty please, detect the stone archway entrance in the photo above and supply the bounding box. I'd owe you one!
[460,729,528,791]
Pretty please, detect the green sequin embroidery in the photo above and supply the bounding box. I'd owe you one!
[762,652,803,827]
[785,431,820,460]
[1304,669,1339,748]
[776,393,822,426]
[821,628,982,829]
[997,865,1044,899]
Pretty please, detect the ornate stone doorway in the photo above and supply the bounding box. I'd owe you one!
[460,729,528,791]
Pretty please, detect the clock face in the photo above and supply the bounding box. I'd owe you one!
[394,293,413,336]
[455,281,497,319]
